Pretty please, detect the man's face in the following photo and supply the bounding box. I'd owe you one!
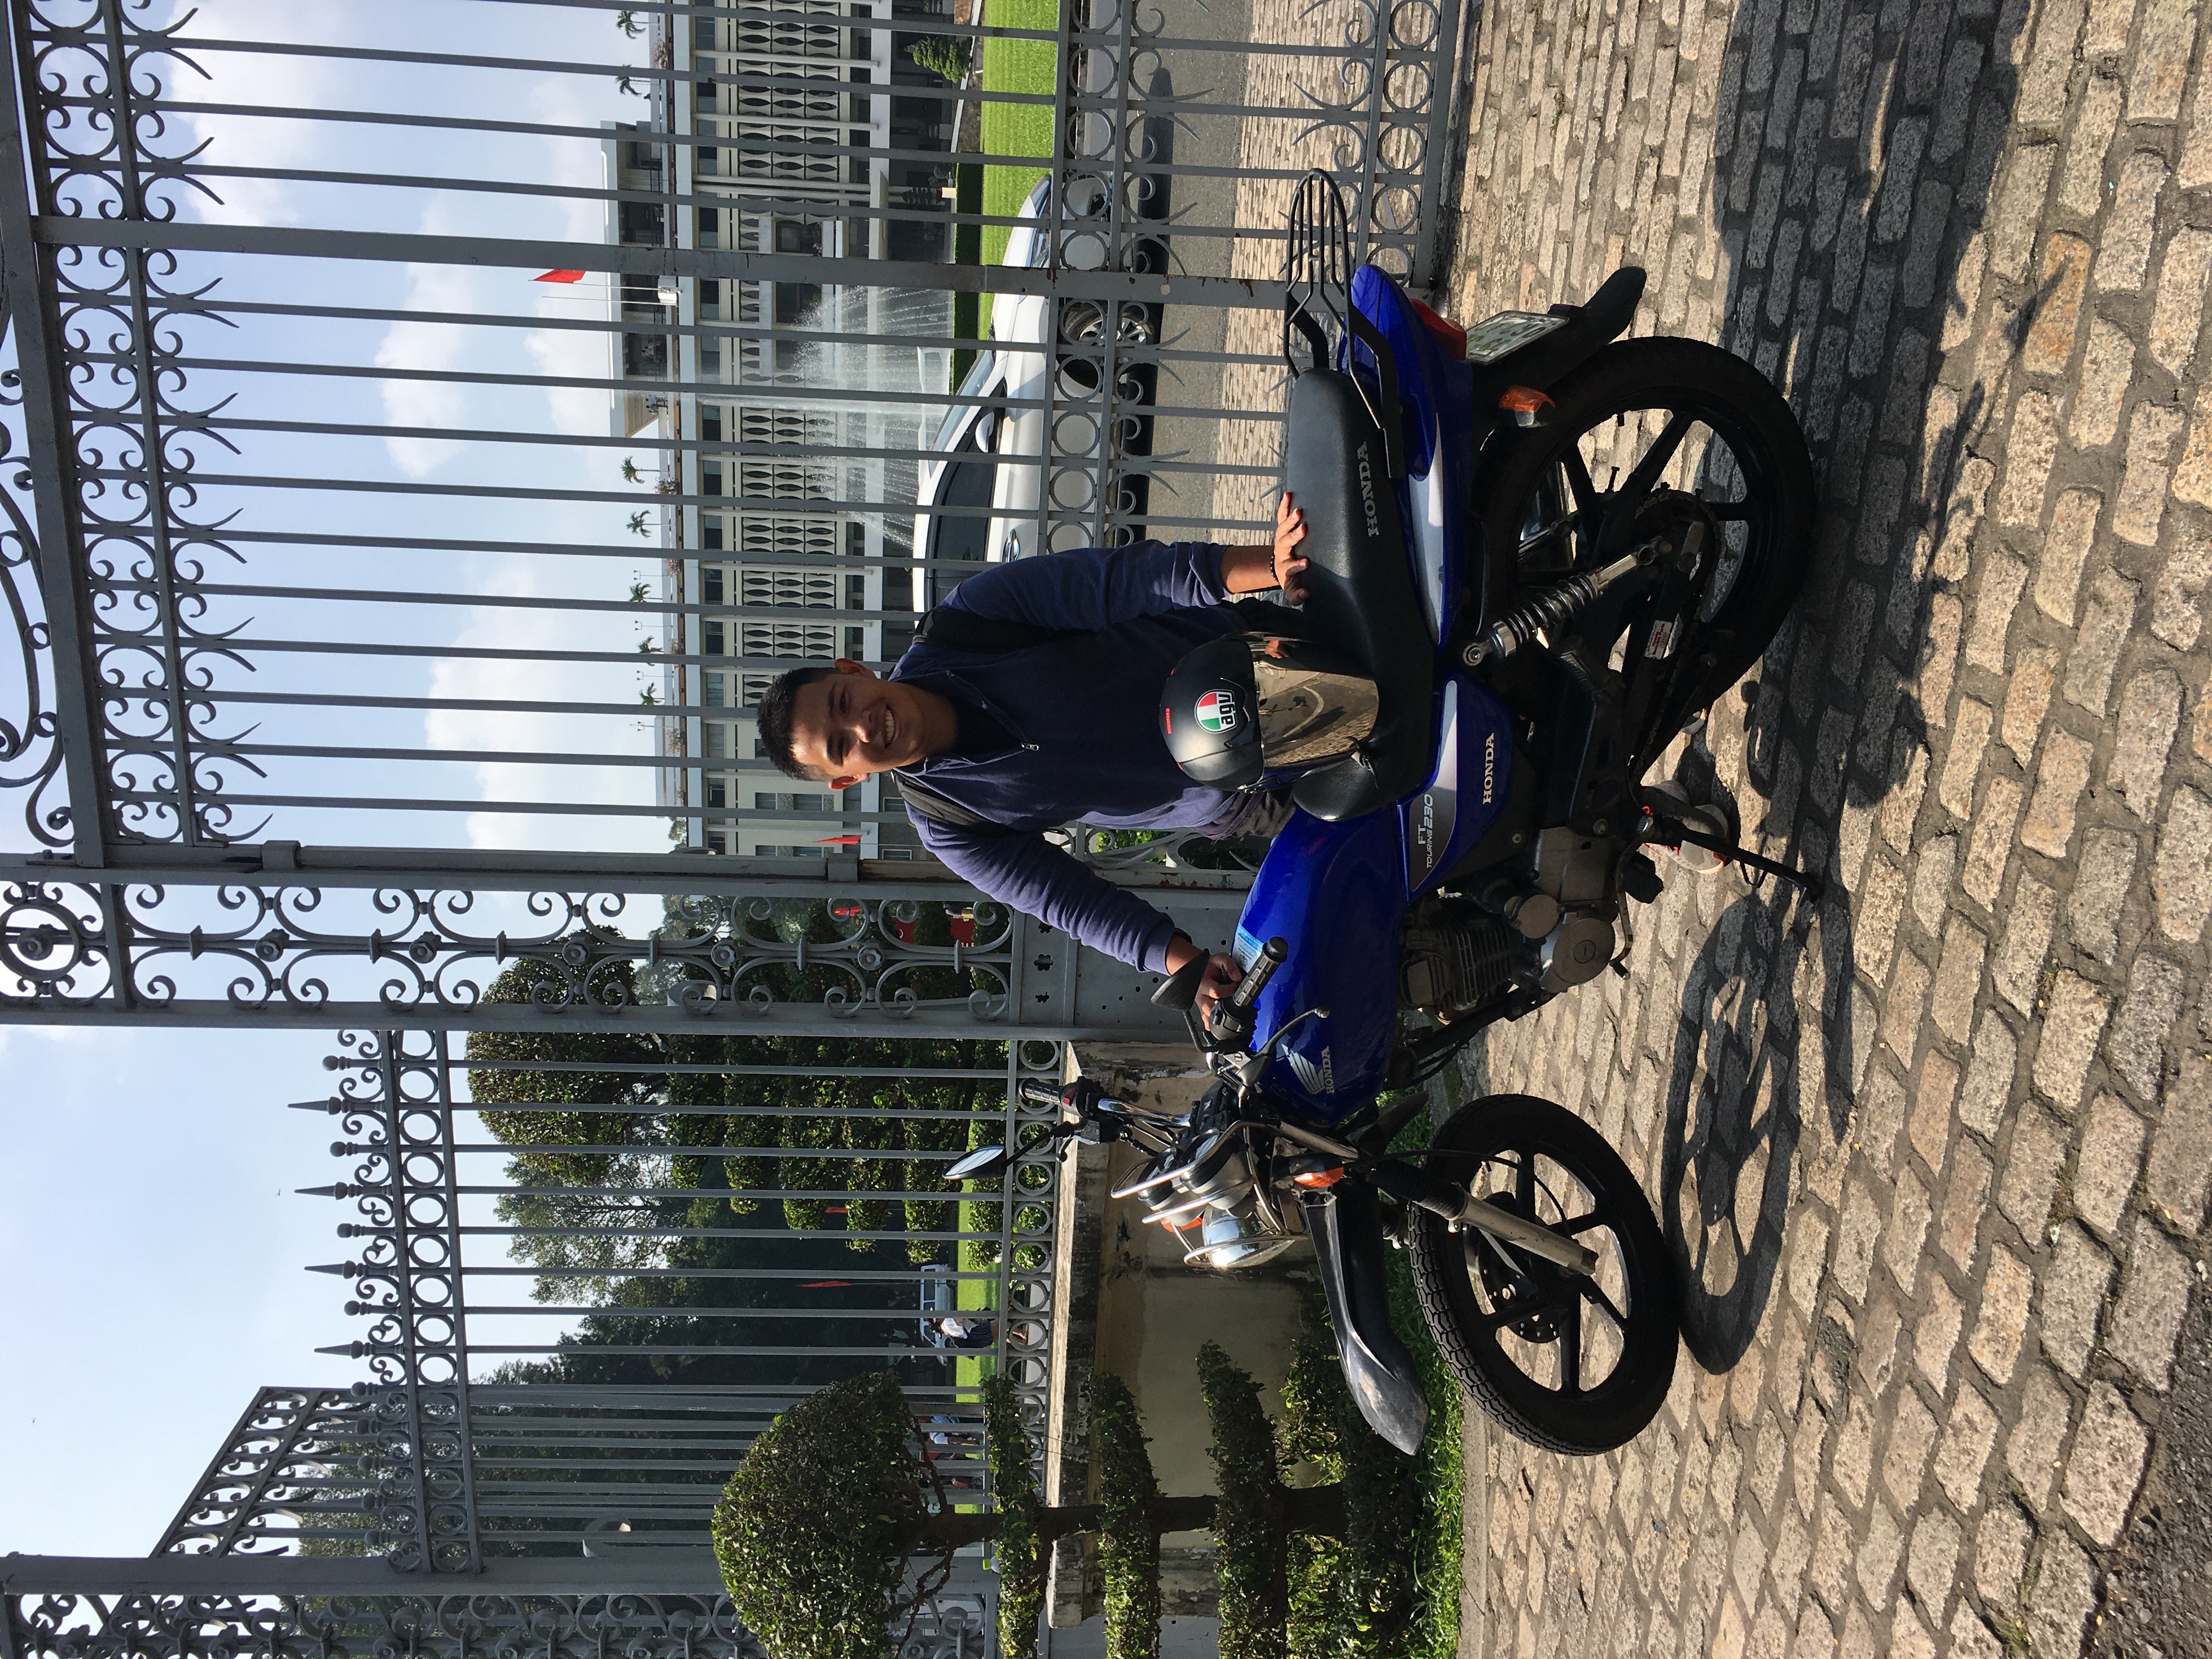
[787,661,936,788]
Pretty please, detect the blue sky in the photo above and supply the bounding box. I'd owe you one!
[2,0,661,1555]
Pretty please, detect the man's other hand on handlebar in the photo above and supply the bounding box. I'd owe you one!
[1165,933,1244,1027]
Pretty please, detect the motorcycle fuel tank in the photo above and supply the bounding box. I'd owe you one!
[1233,674,1517,1124]
[1235,807,1406,1124]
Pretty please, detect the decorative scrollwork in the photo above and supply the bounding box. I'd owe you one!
[6,1589,992,1659]
[308,1031,479,1575]
[6,0,259,848]
[154,1386,391,1559]
[0,879,1037,1026]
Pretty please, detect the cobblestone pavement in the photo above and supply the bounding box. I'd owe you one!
[1443,0,2212,1654]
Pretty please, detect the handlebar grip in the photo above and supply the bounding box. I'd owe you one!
[1225,936,1287,1013]
[1017,1078,1064,1108]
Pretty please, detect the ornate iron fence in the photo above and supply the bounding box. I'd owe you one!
[0,0,1465,1649]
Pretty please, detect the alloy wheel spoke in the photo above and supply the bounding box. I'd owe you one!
[1558,1293,1584,1393]
[1575,1276,1629,1329]
[1614,409,1696,517]
[1560,448,1601,519]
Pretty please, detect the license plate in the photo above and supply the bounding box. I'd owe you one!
[1464,310,1566,364]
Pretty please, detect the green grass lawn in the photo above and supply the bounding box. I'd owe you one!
[977,0,1059,336]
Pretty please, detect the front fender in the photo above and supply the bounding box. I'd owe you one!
[1301,1184,1430,1454]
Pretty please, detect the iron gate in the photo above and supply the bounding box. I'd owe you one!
[0,0,1466,1649]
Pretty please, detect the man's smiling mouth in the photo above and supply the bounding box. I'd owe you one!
[881,709,898,751]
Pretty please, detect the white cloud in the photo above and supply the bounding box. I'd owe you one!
[422,559,663,856]
[155,0,338,229]
[374,261,477,478]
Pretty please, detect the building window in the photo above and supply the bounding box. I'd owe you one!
[695,58,716,106]
[622,332,669,379]
[703,464,723,496]
[704,671,726,707]
[697,207,720,249]
[775,283,820,325]
[699,278,721,318]
[702,566,724,605]
[775,220,823,256]
[701,404,723,443]
[703,723,728,759]
[708,831,730,855]
[704,619,725,656]
[706,778,726,809]
[703,516,725,550]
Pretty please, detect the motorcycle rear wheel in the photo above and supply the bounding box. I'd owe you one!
[1409,1095,1678,1454]
[1477,335,1817,739]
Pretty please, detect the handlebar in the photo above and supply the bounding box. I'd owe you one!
[1016,1077,1064,1109]
[1207,936,1285,1049]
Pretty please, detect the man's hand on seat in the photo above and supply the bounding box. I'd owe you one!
[1272,492,1310,603]
[1218,493,1310,604]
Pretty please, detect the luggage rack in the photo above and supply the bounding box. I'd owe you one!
[1283,170,1353,378]
[1282,170,1404,478]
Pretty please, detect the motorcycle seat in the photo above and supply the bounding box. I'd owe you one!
[1278,369,1436,821]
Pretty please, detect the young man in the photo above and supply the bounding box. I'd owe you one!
[758,496,1311,1023]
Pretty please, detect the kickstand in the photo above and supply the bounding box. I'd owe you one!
[1649,815,1827,904]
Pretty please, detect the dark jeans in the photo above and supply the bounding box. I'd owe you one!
[1203,787,1296,840]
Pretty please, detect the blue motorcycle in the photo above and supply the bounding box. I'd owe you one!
[957,175,1820,1455]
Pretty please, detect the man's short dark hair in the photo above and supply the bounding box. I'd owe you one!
[756,663,838,782]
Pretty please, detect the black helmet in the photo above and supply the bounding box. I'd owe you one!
[1160,634,1380,788]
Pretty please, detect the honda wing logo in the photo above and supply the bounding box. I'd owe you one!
[1285,1045,1335,1097]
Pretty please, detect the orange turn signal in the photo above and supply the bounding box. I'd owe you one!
[1499,386,1556,424]
[1291,1165,1347,1189]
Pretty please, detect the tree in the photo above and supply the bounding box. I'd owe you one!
[710,1363,1371,1659]
[466,957,658,1184]
[907,36,970,83]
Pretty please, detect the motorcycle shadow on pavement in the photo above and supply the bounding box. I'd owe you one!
[1649,0,2031,1374]
[1656,836,1849,1375]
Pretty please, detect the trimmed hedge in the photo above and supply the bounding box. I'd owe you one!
[711,1373,928,1659]
[1090,1373,1162,1659]
[1198,1343,1288,1659]
[983,1374,1045,1659]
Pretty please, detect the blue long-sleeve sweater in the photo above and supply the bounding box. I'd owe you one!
[887,540,1250,970]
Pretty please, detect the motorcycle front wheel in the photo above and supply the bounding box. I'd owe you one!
[1477,335,1818,741]
[1409,1095,1678,1454]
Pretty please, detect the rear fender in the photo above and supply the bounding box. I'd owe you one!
[1464,267,1647,632]
[1301,1184,1430,1454]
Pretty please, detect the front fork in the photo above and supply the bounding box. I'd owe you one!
[1296,1139,1600,1454]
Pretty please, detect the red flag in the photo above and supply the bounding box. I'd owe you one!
[534,269,587,283]
[816,834,863,845]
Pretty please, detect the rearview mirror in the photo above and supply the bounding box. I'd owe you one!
[945,1145,1009,1183]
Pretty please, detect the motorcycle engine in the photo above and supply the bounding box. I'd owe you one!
[1399,901,1527,1018]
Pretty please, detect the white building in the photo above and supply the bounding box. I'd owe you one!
[611,2,960,859]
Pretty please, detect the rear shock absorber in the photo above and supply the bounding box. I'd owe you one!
[1459,541,1658,668]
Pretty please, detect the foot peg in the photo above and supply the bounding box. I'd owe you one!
[1645,814,1827,904]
